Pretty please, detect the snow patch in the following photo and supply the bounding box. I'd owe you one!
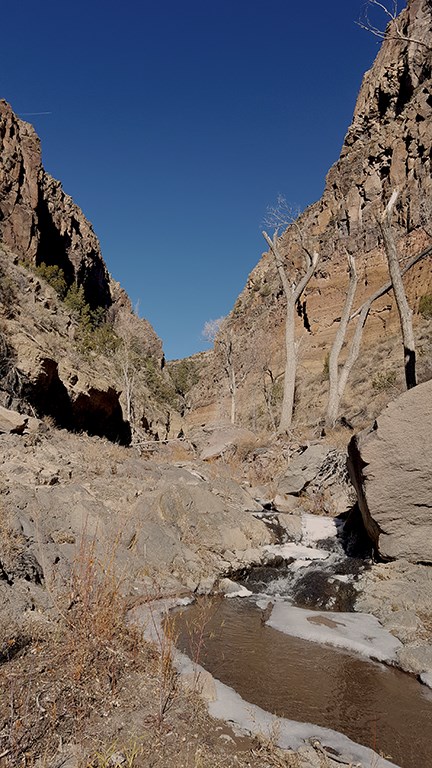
[219,578,253,598]
[301,513,339,546]
[267,604,402,662]
[420,671,432,689]
[264,542,330,561]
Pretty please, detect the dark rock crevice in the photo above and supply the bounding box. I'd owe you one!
[22,358,131,445]
[35,193,75,285]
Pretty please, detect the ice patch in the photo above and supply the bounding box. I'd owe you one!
[329,574,350,583]
[264,542,330,561]
[267,603,402,662]
[289,558,316,570]
[420,671,432,689]
[132,597,401,767]
[224,585,253,598]
[301,513,339,546]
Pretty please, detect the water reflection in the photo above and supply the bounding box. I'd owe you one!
[173,598,432,768]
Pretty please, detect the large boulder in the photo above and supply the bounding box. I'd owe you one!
[348,380,432,562]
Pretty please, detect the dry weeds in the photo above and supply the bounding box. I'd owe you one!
[0,535,336,768]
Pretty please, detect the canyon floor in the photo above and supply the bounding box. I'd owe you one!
[1,418,431,768]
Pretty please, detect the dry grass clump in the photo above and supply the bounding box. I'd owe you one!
[0,538,156,767]
[213,434,292,488]
[0,499,28,577]
[157,440,196,463]
[321,427,352,452]
[416,610,432,642]
[0,537,343,768]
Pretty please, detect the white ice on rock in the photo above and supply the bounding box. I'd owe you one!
[264,542,330,561]
[420,671,432,689]
[267,603,402,662]
[219,577,253,598]
[301,513,340,547]
[262,512,345,573]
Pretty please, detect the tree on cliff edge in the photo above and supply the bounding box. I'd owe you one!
[262,197,320,433]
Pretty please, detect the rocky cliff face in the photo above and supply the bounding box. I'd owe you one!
[186,0,432,432]
[0,102,180,442]
[0,100,111,309]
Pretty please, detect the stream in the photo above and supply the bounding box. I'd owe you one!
[172,513,432,768]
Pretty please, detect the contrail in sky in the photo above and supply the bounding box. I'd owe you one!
[19,111,52,116]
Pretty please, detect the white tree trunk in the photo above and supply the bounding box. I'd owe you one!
[278,297,296,432]
[324,243,431,428]
[326,254,358,427]
[228,340,237,425]
[262,229,319,434]
[380,190,417,389]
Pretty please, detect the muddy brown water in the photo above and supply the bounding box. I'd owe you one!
[173,598,432,768]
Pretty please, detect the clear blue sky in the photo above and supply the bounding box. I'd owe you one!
[2,0,391,359]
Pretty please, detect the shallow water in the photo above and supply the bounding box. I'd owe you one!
[173,598,432,768]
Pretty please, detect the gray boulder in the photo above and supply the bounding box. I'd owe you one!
[274,444,353,516]
[189,423,257,461]
[348,380,432,562]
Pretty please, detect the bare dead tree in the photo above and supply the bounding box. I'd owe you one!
[262,196,320,433]
[379,189,417,388]
[326,253,358,428]
[325,243,432,426]
[203,316,237,424]
[357,0,431,49]
[114,310,137,426]
[262,365,281,434]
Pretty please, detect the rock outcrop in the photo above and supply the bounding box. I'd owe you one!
[0,423,271,598]
[0,104,178,441]
[0,100,111,308]
[185,0,432,432]
[348,379,432,562]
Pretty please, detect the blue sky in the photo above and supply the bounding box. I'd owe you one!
[2,1,390,359]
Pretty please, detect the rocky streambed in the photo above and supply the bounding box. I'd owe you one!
[168,512,432,768]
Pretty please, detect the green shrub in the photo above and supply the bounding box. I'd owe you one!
[260,283,272,298]
[77,322,120,356]
[144,358,178,406]
[35,263,68,299]
[64,283,90,321]
[419,293,432,319]
[169,359,200,396]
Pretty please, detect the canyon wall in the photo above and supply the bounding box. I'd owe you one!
[0,101,178,441]
[186,0,432,432]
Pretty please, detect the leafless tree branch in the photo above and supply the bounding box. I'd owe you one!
[357,0,431,49]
